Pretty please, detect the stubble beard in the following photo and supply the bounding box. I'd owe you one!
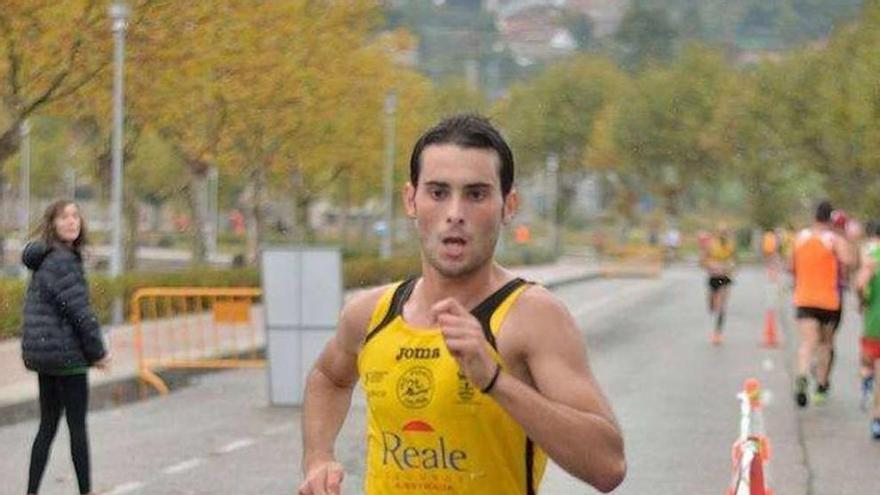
[422,229,500,279]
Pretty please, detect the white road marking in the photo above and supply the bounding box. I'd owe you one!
[162,457,204,475]
[107,481,146,494]
[263,424,293,436]
[216,438,256,454]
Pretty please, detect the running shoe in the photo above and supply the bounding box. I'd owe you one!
[710,331,722,346]
[795,376,808,408]
[811,387,828,406]
[871,418,880,440]
[861,376,874,412]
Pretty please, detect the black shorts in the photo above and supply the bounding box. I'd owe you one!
[708,276,732,291]
[796,306,841,328]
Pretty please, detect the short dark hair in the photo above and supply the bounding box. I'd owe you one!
[871,220,880,238]
[34,199,89,254]
[815,200,833,223]
[409,114,514,198]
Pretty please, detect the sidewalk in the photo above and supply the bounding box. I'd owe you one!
[0,260,602,420]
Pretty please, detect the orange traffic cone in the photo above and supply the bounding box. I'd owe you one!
[749,453,767,495]
[763,309,779,348]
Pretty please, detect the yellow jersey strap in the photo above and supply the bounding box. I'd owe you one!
[471,277,531,350]
[364,278,417,345]
[363,277,531,349]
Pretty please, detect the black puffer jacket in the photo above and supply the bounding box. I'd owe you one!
[20,241,106,372]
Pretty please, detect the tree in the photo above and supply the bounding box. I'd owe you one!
[612,44,731,217]
[199,1,430,262]
[705,64,820,228]
[51,0,198,269]
[132,0,237,265]
[774,2,880,218]
[431,78,489,117]
[821,3,880,216]
[496,56,629,241]
[0,0,118,256]
[0,0,115,165]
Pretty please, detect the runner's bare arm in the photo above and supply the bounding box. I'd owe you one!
[300,286,386,492]
[856,257,876,294]
[833,234,853,268]
[493,287,626,492]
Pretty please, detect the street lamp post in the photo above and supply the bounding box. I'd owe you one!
[109,1,129,324]
[380,91,397,260]
[207,167,219,259]
[19,119,30,238]
[18,119,31,279]
[65,168,76,200]
[546,153,560,257]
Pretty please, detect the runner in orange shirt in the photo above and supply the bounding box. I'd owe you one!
[790,201,852,408]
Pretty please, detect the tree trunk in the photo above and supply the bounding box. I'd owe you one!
[288,170,303,242]
[0,175,7,267]
[340,174,350,251]
[184,168,209,267]
[123,182,139,271]
[296,195,315,243]
[244,167,265,264]
[149,200,162,232]
[360,208,373,249]
[0,125,21,167]
[0,123,22,265]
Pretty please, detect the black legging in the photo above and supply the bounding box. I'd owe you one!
[28,373,91,494]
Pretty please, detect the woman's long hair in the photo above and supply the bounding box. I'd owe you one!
[32,199,89,255]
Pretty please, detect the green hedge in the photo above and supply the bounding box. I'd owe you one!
[0,278,26,340]
[1,248,555,340]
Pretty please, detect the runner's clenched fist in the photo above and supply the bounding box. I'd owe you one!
[431,297,499,391]
[298,461,343,495]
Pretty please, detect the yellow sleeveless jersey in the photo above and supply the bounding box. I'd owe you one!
[357,278,547,495]
[707,238,735,264]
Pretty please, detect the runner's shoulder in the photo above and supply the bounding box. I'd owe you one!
[340,283,398,338]
[508,283,571,326]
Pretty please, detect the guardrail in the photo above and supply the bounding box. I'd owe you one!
[599,246,664,278]
[130,287,264,394]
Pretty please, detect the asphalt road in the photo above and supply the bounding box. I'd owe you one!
[1,265,878,494]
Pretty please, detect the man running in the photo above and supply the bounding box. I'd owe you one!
[855,220,880,439]
[701,225,736,345]
[791,201,852,408]
[298,114,626,494]
[761,229,781,281]
[819,210,860,400]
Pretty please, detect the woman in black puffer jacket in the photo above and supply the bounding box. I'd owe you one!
[21,199,109,495]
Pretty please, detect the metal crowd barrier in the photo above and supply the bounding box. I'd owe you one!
[130,287,264,394]
[599,245,664,278]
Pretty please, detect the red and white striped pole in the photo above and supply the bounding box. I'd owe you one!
[726,378,774,495]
